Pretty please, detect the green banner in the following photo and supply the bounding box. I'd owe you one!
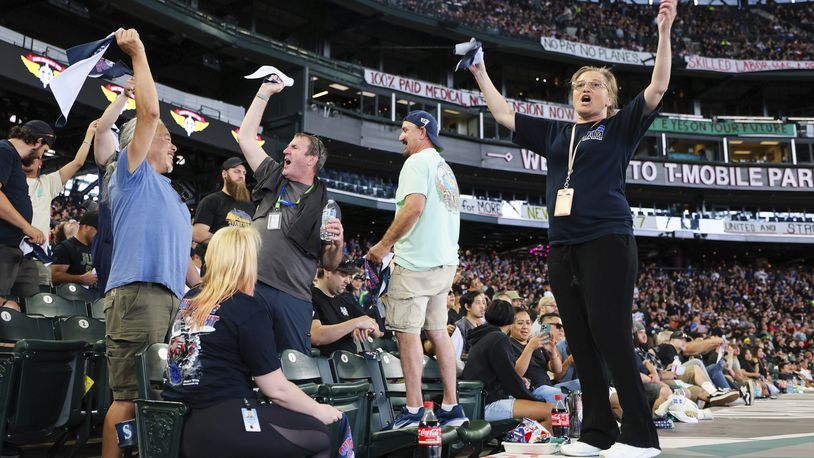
[649,118,796,137]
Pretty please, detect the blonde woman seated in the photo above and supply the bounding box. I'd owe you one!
[162,226,342,458]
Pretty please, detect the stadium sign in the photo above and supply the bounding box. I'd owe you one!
[628,161,814,191]
[724,220,814,236]
[539,37,656,67]
[649,118,796,137]
[363,69,575,121]
[685,56,814,73]
[461,197,502,217]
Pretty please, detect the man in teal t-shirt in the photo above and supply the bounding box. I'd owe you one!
[367,110,466,429]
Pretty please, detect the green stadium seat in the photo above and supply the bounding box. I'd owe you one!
[134,343,187,458]
[25,292,87,318]
[55,282,97,305]
[0,308,55,344]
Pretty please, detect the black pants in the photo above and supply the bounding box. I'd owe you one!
[182,398,331,458]
[549,234,659,450]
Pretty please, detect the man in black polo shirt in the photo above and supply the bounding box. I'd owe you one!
[1,121,49,310]
[51,211,98,287]
[192,157,256,244]
[310,257,382,357]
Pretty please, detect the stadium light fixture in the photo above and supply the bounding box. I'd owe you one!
[313,91,329,98]
[729,140,743,144]
[356,91,376,97]
[329,83,350,91]
[444,109,461,115]
[760,141,780,146]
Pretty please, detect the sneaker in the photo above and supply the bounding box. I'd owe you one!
[599,443,660,458]
[384,406,423,429]
[669,410,698,424]
[739,384,752,406]
[435,404,469,427]
[561,440,602,457]
[708,390,740,406]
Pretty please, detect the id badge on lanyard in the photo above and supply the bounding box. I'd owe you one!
[267,211,281,230]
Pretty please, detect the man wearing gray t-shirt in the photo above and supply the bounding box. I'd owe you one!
[238,76,345,354]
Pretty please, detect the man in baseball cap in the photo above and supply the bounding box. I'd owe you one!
[192,157,256,244]
[402,110,443,153]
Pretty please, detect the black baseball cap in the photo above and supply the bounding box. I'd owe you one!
[22,120,56,147]
[670,330,692,342]
[79,211,98,229]
[222,157,245,170]
[404,110,443,152]
[336,256,360,275]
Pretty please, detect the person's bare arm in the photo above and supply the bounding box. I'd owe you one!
[643,0,676,114]
[366,193,425,263]
[94,78,133,166]
[238,81,281,172]
[58,120,98,184]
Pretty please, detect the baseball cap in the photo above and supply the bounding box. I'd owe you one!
[404,110,443,152]
[79,211,98,229]
[222,157,245,170]
[22,120,56,147]
[335,256,359,275]
[632,321,645,334]
[670,330,692,341]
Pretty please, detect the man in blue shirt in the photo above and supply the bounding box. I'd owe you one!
[101,28,192,458]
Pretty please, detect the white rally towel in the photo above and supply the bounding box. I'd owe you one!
[454,38,484,72]
[244,65,295,87]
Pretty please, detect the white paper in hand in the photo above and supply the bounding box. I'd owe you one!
[244,65,294,87]
[454,38,484,72]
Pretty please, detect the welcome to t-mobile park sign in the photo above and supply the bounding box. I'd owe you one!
[487,149,814,191]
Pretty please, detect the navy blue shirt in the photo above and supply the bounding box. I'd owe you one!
[513,92,659,245]
[162,291,281,409]
[0,140,32,247]
[91,167,113,297]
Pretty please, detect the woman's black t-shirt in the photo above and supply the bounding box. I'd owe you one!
[513,92,660,246]
[162,291,280,409]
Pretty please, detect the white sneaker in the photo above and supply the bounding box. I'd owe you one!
[599,443,661,458]
[696,408,715,420]
[561,440,603,457]
[669,410,698,424]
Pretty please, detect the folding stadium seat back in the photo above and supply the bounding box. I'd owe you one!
[90,298,106,320]
[0,339,87,454]
[329,350,391,431]
[25,292,87,318]
[133,343,188,458]
[135,343,169,401]
[362,335,399,354]
[280,349,333,386]
[0,308,55,343]
[55,282,97,305]
[55,316,105,344]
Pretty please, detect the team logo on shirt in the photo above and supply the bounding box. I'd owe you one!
[582,125,605,142]
[435,161,460,214]
[340,306,349,317]
[226,209,252,228]
[166,300,220,387]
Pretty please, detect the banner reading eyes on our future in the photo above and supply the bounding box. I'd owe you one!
[649,118,797,138]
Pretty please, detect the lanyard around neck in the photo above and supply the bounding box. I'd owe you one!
[563,121,601,189]
[274,180,314,210]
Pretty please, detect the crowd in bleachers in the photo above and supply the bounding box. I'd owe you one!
[380,0,814,61]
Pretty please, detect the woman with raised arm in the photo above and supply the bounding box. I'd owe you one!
[468,1,677,457]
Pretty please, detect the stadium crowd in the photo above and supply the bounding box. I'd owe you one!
[380,0,814,61]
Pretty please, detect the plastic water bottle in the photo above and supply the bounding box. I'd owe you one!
[672,388,685,409]
[320,199,338,243]
[418,401,441,458]
[551,394,570,439]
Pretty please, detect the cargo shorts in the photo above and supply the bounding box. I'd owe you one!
[383,264,456,334]
[104,282,179,401]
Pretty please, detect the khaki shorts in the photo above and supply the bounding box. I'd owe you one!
[384,264,456,334]
[104,282,179,401]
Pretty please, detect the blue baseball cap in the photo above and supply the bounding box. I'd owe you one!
[404,110,443,152]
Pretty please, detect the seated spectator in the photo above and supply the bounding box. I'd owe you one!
[455,290,487,355]
[632,321,677,418]
[656,331,740,406]
[737,347,773,400]
[310,257,382,356]
[446,289,462,327]
[531,295,557,335]
[509,308,564,403]
[53,218,79,246]
[50,211,98,287]
[162,226,341,457]
[461,299,553,429]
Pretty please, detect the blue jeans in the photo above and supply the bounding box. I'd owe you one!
[705,361,732,390]
[531,379,582,403]
[255,282,313,354]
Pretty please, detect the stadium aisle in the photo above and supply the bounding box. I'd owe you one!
[486,393,814,458]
